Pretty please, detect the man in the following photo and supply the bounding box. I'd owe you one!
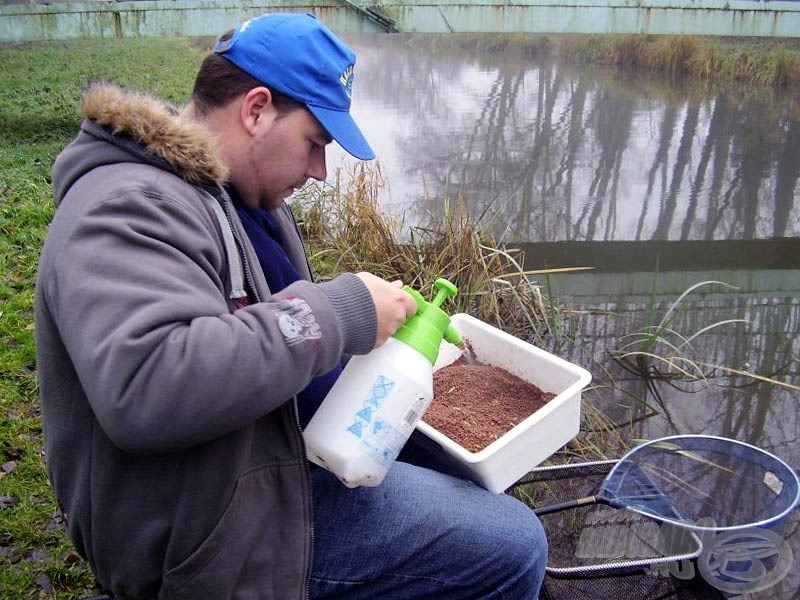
[35,12,547,599]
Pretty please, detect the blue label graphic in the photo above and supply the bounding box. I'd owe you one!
[347,421,364,438]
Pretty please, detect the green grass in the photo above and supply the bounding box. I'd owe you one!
[0,36,209,600]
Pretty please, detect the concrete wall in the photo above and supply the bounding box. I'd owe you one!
[1,0,799,41]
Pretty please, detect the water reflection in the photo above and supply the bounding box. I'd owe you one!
[335,34,800,246]
[324,36,799,595]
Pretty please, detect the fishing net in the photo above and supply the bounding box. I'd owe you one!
[510,436,800,599]
[512,461,726,599]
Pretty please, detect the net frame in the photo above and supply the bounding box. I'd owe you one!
[600,434,800,533]
[513,460,706,578]
[511,435,799,583]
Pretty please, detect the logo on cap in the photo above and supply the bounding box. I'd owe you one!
[340,65,354,99]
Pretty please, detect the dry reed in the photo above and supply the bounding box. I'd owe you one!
[292,162,566,344]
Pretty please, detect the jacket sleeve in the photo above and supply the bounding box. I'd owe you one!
[42,171,375,453]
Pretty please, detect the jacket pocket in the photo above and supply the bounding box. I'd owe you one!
[161,463,308,600]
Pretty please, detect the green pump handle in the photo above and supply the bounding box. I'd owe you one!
[393,278,461,365]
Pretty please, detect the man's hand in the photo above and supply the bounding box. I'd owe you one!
[356,273,418,348]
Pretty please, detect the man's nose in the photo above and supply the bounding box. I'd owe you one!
[307,147,327,181]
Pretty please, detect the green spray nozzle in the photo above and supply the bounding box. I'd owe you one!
[394,278,461,365]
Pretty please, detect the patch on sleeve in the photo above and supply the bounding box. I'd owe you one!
[277,297,322,345]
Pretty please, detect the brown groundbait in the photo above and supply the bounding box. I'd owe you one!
[427,356,555,452]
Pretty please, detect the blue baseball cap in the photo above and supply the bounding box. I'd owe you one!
[214,12,375,161]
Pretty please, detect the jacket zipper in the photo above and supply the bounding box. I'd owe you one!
[285,202,316,599]
[218,188,315,599]
[294,400,314,600]
[219,190,259,303]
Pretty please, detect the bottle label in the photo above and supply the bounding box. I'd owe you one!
[345,374,427,466]
[401,395,427,429]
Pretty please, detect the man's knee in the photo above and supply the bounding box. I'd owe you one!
[486,496,548,594]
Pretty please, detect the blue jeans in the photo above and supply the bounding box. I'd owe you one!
[308,455,547,599]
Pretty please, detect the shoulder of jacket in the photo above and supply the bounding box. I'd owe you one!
[82,82,229,184]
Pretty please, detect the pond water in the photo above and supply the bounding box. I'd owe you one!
[321,33,800,597]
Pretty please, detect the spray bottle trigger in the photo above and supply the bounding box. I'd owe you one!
[430,278,458,307]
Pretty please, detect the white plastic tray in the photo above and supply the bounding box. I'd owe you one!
[416,313,592,493]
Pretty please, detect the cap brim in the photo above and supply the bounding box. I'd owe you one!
[307,105,375,161]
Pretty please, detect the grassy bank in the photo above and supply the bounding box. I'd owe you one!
[462,33,800,90]
[0,37,209,599]
[0,34,793,597]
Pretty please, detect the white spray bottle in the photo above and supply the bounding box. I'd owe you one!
[302,278,461,488]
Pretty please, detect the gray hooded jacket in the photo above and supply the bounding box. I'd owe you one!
[35,82,377,599]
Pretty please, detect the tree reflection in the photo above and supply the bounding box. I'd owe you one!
[346,34,799,246]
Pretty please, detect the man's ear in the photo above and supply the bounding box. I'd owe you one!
[240,87,276,136]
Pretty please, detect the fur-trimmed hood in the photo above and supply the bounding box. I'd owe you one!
[52,82,229,206]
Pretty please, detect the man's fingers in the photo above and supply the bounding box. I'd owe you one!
[355,273,421,348]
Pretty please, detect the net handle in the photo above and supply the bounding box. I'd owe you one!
[534,495,600,516]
